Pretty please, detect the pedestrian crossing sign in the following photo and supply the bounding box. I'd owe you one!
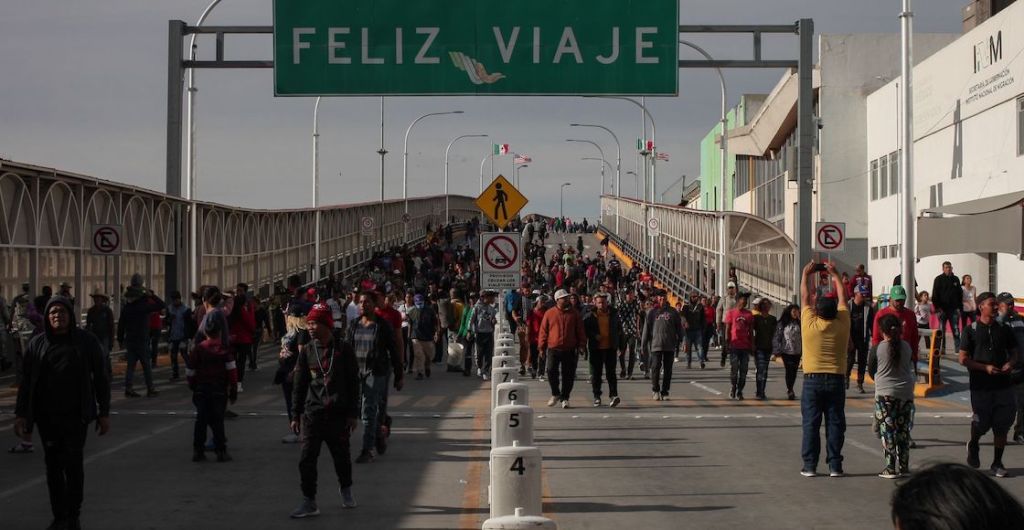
[475,175,528,229]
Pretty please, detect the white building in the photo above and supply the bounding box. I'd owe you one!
[725,33,955,272]
[866,0,1024,295]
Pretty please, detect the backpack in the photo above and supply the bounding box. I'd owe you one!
[414,306,437,340]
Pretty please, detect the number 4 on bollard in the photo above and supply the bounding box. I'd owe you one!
[510,457,526,475]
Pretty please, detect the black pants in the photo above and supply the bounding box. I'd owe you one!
[528,343,540,372]
[846,342,868,386]
[149,330,160,367]
[618,336,637,377]
[299,413,353,499]
[37,420,88,521]
[650,350,675,396]
[546,349,578,401]
[234,344,252,383]
[192,387,227,451]
[589,348,618,399]
[782,354,801,392]
[475,333,494,374]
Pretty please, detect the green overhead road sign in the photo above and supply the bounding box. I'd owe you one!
[273,0,679,96]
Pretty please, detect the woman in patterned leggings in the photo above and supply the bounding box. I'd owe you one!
[869,314,916,478]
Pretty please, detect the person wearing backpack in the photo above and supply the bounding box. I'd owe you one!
[407,294,439,380]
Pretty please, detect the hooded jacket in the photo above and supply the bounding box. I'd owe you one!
[117,292,166,345]
[15,297,111,427]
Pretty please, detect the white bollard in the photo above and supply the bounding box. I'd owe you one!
[496,382,529,407]
[497,338,516,349]
[482,507,558,529]
[490,443,543,518]
[492,403,534,448]
[494,345,518,357]
[492,354,518,369]
[491,367,520,409]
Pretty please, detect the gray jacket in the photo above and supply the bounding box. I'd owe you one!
[868,340,915,401]
[641,305,685,354]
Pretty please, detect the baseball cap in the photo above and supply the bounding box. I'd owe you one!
[890,285,907,301]
[727,281,737,289]
[554,289,570,301]
[593,292,610,299]
[997,292,1015,305]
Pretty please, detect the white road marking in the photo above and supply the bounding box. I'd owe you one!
[690,381,723,396]
[0,420,187,500]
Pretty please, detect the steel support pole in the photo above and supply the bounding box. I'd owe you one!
[571,124,620,232]
[312,97,321,283]
[378,97,386,245]
[900,1,916,305]
[795,18,815,300]
[166,20,185,296]
[403,111,462,242]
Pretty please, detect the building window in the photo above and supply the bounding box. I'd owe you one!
[871,246,878,260]
[870,159,879,200]
[889,151,899,195]
[1018,96,1024,157]
[889,244,899,258]
[879,156,889,198]
[880,246,888,259]
[930,183,945,209]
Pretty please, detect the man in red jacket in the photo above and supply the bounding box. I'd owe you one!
[230,283,257,393]
[871,285,920,363]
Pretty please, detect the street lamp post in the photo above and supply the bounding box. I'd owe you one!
[479,154,494,193]
[560,183,572,220]
[185,0,223,293]
[680,38,729,298]
[626,171,639,199]
[403,110,463,241]
[581,157,614,194]
[514,164,528,188]
[570,123,621,231]
[444,134,488,223]
[566,139,606,198]
[586,97,656,257]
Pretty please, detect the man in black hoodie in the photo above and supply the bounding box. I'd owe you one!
[116,275,166,397]
[14,296,111,530]
[932,261,963,354]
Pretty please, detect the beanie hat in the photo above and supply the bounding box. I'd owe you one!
[306,303,334,328]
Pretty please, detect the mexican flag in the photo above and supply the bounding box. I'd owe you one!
[493,143,510,155]
[636,138,654,151]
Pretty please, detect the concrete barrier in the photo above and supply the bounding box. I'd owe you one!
[496,382,529,407]
[492,354,518,369]
[490,443,543,518]
[491,367,520,409]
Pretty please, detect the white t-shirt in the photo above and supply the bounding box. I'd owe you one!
[345,301,361,323]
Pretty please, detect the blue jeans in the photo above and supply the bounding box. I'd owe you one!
[754,349,771,396]
[361,371,390,454]
[685,329,705,363]
[937,308,961,353]
[124,341,154,392]
[801,374,847,471]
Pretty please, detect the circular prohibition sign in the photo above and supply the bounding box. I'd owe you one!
[93,227,120,253]
[484,235,519,270]
[816,223,844,250]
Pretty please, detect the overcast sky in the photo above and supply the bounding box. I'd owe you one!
[1,1,966,219]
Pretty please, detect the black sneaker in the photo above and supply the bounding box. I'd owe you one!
[736,392,744,401]
[800,468,816,477]
[355,450,374,464]
[146,389,159,398]
[787,390,796,400]
[829,467,845,478]
[729,388,736,400]
[700,361,706,370]
[125,389,141,398]
[992,463,1010,478]
[289,497,320,518]
[593,398,602,407]
[967,441,981,469]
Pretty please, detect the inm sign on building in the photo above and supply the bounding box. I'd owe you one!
[273,0,679,96]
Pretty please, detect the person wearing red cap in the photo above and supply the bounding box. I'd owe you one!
[289,303,361,518]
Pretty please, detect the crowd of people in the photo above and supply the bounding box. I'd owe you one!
[4,216,1024,528]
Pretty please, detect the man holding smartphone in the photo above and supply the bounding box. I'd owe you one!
[798,260,850,478]
[960,291,1018,478]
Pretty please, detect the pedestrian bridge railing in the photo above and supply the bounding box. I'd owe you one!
[0,158,478,312]
[599,195,796,305]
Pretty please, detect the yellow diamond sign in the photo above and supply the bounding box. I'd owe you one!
[475,175,528,229]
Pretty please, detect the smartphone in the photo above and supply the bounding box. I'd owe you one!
[812,263,828,272]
